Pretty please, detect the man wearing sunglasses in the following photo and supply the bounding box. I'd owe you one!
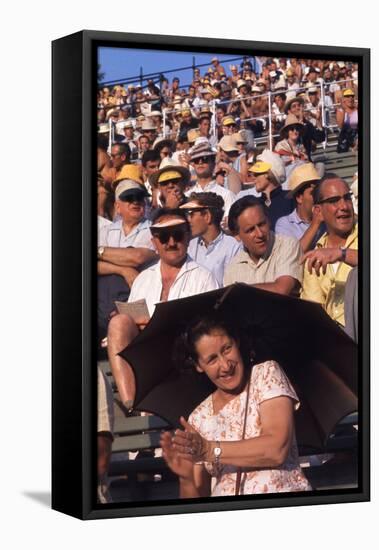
[98,179,158,339]
[186,142,236,224]
[106,208,219,408]
[301,175,358,327]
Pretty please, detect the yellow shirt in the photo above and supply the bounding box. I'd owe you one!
[301,224,358,326]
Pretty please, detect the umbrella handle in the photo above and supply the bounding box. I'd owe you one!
[214,285,235,311]
[235,372,252,496]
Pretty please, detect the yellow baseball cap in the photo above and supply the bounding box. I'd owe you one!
[343,88,355,97]
[158,170,183,183]
[249,161,272,174]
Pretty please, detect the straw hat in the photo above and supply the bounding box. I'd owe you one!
[280,114,304,137]
[219,135,239,152]
[257,149,286,184]
[98,123,110,134]
[286,163,321,197]
[114,164,144,185]
[284,96,305,114]
[189,141,217,161]
[343,88,355,97]
[237,79,248,90]
[141,120,157,131]
[187,128,200,144]
[150,158,191,188]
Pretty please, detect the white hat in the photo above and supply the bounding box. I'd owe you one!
[257,149,286,184]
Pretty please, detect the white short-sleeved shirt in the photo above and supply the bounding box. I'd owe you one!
[98,218,154,250]
[98,216,112,243]
[185,180,236,218]
[128,256,219,317]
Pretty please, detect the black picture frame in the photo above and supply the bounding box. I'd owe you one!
[52,30,370,520]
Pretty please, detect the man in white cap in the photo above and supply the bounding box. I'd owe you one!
[106,208,219,408]
[248,159,293,228]
[119,120,138,159]
[275,163,324,252]
[187,141,236,223]
[98,179,157,286]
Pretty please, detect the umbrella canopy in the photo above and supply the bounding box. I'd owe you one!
[120,283,358,453]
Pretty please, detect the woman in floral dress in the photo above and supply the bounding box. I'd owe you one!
[160,314,311,497]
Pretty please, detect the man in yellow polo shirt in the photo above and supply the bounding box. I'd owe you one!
[301,175,358,327]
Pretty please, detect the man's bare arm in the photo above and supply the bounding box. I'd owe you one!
[101,247,158,268]
[97,261,140,286]
[254,276,300,297]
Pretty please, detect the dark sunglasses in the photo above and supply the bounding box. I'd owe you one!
[192,156,211,165]
[318,192,353,205]
[151,228,188,244]
[119,192,146,203]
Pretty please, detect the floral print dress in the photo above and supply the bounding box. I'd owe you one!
[189,360,312,496]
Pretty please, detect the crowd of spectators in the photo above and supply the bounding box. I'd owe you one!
[96,55,359,502]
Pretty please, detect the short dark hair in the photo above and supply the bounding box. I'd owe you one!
[188,192,225,227]
[172,312,254,373]
[113,142,131,161]
[312,173,345,204]
[228,196,267,234]
[141,149,161,167]
[274,92,286,101]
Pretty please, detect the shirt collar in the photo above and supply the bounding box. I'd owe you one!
[199,231,223,249]
[237,231,275,266]
[316,223,358,248]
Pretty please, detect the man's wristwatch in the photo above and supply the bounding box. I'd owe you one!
[98,246,105,260]
[213,441,222,469]
[339,246,347,263]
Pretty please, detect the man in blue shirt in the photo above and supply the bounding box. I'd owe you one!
[180,192,241,286]
[249,160,293,228]
[275,162,324,252]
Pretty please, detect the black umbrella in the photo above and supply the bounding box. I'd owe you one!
[120,283,358,452]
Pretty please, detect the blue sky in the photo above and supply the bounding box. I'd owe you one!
[98,47,260,89]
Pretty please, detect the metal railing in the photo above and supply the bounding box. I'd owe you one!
[99,78,358,152]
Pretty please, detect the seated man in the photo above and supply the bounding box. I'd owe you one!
[275,162,324,252]
[180,192,241,286]
[107,209,219,408]
[248,160,293,228]
[224,196,302,296]
[149,158,191,211]
[97,179,158,338]
[301,175,358,327]
[186,141,236,224]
